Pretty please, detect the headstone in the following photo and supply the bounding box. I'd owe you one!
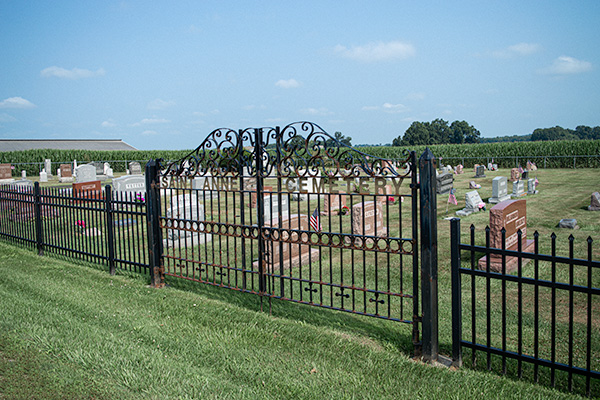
[468,181,481,189]
[492,163,498,170]
[558,219,578,229]
[129,162,142,175]
[75,164,97,183]
[527,178,538,195]
[39,171,48,183]
[521,170,529,180]
[163,201,212,249]
[253,214,320,271]
[263,194,290,222]
[44,159,52,176]
[510,168,520,182]
[589,192,600,211]
[488,176,511,204]
[21,170,26,179]
[322,193,347,215]
[526,161,537,171]
[436,172,454,194]
[10,179,33,189]
[456,190,485,217]
[59,164,73,183]
[512,180,526,198]
[377,184,394,202]
[474,165,486,178]
[94,162,104,175]
[106,167,114,178]
[103,162,110,175]
[0,163,15,184]
[352,201,387,243]
[112,175,146,194]
[487,162,493,171]
[73,180,102,199]
[455,164,463,174]
[478,199,534,273]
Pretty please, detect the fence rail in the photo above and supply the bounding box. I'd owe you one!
[439,154,600,169]
[0,182,149,274]
[450,218,600,397]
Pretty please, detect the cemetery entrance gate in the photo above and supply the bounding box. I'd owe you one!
[145,122,438,358]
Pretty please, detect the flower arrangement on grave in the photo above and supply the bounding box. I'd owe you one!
[76,220,86,233]
[477,202,486,211]
[387,196,395,204]
[339,205,350,215]
[135,193,145,203]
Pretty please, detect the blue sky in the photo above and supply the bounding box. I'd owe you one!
[1,1,599,150]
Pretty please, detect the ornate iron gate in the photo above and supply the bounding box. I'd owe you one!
[146,122,428,354]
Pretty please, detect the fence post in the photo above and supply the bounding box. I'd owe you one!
[104,185,116,275]
[145,159,165,288]
[419,147,438,362]
[254,128,267,297]
[450,218,463,367]
[33,182,44,256]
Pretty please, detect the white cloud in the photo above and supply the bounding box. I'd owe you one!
[0,113,17,122]
[41,66,106,79]
[275,79,300,89]
[492,42,540,58]
[147,98,176,110]
[141,130,158,136]
[0,97,36,109]
[334,40,415,62]
[130,117,170,127]
[302,107,333,116]
[539,56,592,75]
[362,103,409,113]
[101,119,117,128]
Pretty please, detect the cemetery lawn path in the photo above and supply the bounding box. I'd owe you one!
[0,241,582,400]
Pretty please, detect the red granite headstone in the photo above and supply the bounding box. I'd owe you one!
[478,199,534,273]
[322,193,347,215]
[0,164,12,180]
[73,180,103,200]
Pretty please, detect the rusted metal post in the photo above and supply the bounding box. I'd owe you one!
[104,185,116,275]
[419,148,439,362]
[33,182,44,256]
[146,159,165,288]
[450,218,463,367]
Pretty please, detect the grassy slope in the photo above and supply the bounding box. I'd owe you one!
[1,167,598,399]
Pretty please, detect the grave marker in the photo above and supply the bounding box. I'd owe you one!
[112,175,146,194]
[129,162,142,175]
[478,199,534,273]
[0,164,14,183]
[512,180,526,198]
[456,190,485,217]
[352,201,387,242]
[75,164,97,183]
[588,192,600,211]
[488,176,511,204]
[510,168,520,182]
[59,164,73,183]
[436,172,454,194]
[474,165,486,178]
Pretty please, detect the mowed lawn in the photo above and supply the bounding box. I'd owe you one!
[1,167,599,399]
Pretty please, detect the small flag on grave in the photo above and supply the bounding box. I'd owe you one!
[518,165,524,174]
[448,188,458,205]
[535,176,539,186]
[310,207,321,232]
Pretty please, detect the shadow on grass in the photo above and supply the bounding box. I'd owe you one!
[163,275,416,356]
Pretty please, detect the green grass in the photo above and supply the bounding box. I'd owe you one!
[0,168,599,399]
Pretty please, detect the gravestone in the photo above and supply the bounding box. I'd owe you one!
[129,162,142,175]
[263,194,290,222]
[469,181,481,189]
[112,175,146,194]
[474,165,486,178]
[488,176,511,204]
[322,193,347,215]
[510,168,520,182]
[527,178,538,195]
[44,159,52,176]
[478,199,534,273]
[526,161,537,171]
[589,192,600,211]
[456,190,485,217]
[436,172,454,194]
[487,162,493,171]
[352,201,387,243]
[512,180,526,198]
[0,164,14,184]
[521,170,529,180]
[558,218,579,229]
[455,164,463,174]
[254,214,320,271]
[10,179,33,189]
[75,164,96,183]
[191,175,220,198]
[21,170,26,179]
[39,171,48,183]
[163,201,211,249]
[59,164,73,183]
[377,184,394,202]
[73,181,102,200]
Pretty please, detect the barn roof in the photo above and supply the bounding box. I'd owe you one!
[0,139,138,152]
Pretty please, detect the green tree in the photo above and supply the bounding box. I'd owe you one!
[325,131,352,147]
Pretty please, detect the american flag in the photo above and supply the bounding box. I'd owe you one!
[535,177,539,186]
[310,207,321,232]
[448,188,458,205]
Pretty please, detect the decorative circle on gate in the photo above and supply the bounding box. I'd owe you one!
[402,240,414,254]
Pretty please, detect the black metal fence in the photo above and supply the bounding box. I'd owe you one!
[450,218,600,396]
[0,182,149,274]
